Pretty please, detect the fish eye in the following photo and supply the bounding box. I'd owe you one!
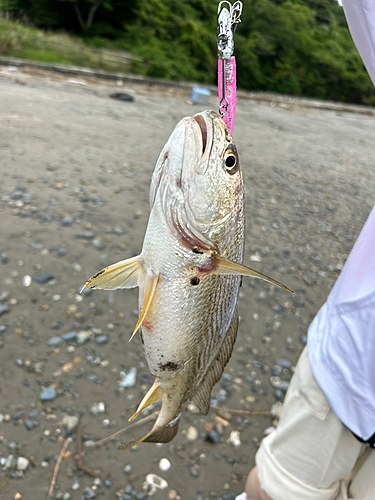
[190,277,200,286]
[223,149,238,174]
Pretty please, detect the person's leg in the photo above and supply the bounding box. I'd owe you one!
[243,348,365,500]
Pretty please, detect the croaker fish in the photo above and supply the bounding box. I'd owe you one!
[82,110,292,449]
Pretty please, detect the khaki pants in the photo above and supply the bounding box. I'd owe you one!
[256,348,375,500]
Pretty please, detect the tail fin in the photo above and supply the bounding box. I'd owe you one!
[118,416,180,450]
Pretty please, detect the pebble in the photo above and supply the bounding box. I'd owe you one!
[134,493,148,500]
[0,305,10,317]
[47,336,63,347]
[90,402,106,416]
[77,331,92,345]
[14,494,22,500]
[72,480,80,490]
[62,216,73,226]
[62,331,78,342]
[119,367,137,389]
[22,275,32,287]
[76,231,94,239]
[5,454,16,469]
[159,458,171,471]
[40,388,56,402]
[205,430,219,444]
[228,430,241,447]
[82,487,96,499]
[60,414,79,431]
[95,334,109,345]
[113,226,126,235]
[276,359,291,369]
[186,426,198,441]
[123,464,132,474]
[35,273,54,283]
[17,457,29,471]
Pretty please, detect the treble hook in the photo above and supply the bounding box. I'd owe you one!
[217,1,243,121]
[217,1,243,60]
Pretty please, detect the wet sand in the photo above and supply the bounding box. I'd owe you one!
[0,66,374,500]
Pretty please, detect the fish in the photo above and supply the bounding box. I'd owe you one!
[82,110,292,449]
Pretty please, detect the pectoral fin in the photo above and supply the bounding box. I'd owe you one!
[212,254,293,293]
[129,274,159,341]
[81,256,143,292]
[128,381,162,422]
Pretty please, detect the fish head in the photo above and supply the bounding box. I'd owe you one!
[150,110,243,253]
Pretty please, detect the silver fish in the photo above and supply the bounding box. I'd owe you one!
[82,110,292,448]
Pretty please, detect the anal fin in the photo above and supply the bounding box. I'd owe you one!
[128,381,162,422]
[192,308,238,415]
[118,417,180,450]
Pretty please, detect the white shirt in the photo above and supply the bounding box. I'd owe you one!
[308,206,375,440]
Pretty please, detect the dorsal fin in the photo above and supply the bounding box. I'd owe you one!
[81,256,143,292]
[192,308,238,415]
[129,274,159,341]
[128,381,162,422]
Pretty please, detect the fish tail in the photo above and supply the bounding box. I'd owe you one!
[118,414,180,450]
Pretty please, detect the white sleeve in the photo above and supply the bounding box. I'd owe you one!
[342,0,375,85]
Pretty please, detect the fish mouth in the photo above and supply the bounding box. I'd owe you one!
[190,110,217,174]
[193,114,208,156]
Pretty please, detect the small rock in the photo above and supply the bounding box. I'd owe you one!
[62,217,73,226]
[14,494,22,500]
[5,454,16,469]
[123,464,132,474]
[76,231,94,240]
[159,458,171,471]
[35,273,54,283]
[186,426,198,442]
[40,388,56,402]
[17,457,29,471]
[113,226,126,235]
[90,402,106,416]
[72,480,80,490]
[62,331,78,342]
[60,414,79,431]
[275,359,291,369]
[82,487,96,500]
[47,336,63,347]
[104,480,111,488]
[0,305,9,317]
[119,367,137,389]
[22,275,32,287]
[77,331,91,345]
[205,430,219,444]
[95,335,109,345]
[228,430,241,447]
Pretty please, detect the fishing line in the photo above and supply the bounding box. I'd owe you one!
[217,0,243,134]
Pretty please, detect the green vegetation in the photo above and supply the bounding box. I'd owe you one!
[0,0,374,104]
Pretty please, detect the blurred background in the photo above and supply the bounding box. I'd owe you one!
[0,0,374,105]
[1,2,375,500]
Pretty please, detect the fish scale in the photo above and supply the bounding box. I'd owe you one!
[82,110,292,449]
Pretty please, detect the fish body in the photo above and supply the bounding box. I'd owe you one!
[82,110,291,447]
